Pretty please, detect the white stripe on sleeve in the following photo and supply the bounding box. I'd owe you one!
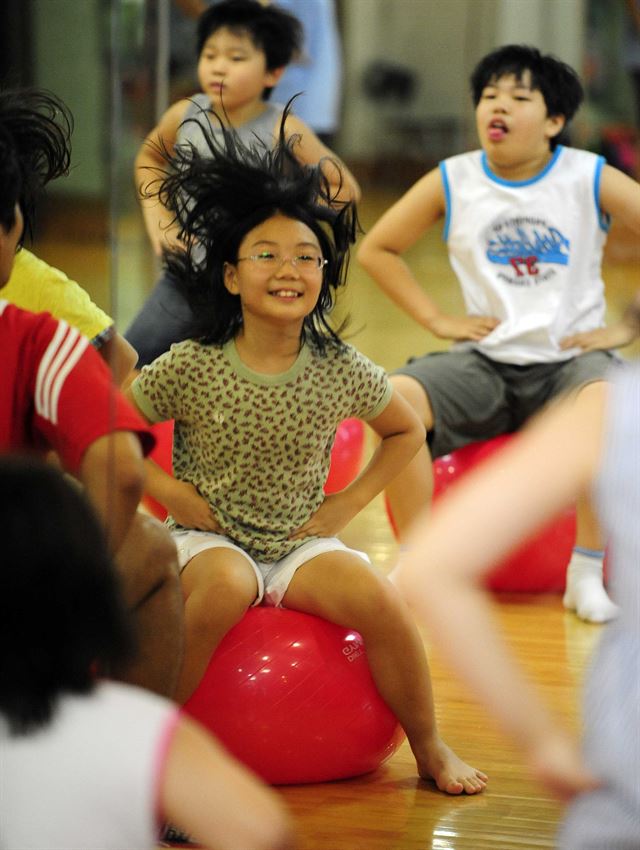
[35,321,89,424]
[48,334,89,425]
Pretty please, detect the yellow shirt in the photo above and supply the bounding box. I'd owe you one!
[1,249,113,344]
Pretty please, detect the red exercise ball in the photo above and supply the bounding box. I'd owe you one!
[324,418,365,494]
[433,435,576,592]
[184,607,405,785]
[386,434,577,592]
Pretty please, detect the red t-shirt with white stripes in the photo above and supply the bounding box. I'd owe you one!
[0,300,153,472]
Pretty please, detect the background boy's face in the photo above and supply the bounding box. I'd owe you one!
[475,71,564,162]
[197,27,283,112]
[0,204,23,287]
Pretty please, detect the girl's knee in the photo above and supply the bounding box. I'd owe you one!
[337,569,406,631]
[366,575,409,622]
[184,554,257,607]
[186,572,256,638]
[288,554,407,631]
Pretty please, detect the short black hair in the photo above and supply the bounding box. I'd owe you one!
[143,101,357,354]
[0,457,135,735]
[471,45,584,148]
[196,0,303,71]
[0,88,72,244]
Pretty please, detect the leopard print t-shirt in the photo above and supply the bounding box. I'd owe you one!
[132,337,392,562]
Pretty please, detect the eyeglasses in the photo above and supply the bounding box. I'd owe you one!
[236,251,328,271]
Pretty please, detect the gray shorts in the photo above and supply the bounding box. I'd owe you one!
[124,269,194,368]
[172,530,369,607]
[395,348,617,458]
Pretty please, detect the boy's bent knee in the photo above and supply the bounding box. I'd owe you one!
[390,374,434,429]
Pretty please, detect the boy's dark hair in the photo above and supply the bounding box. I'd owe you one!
[0,128,22,233]
[146,101,356,354]
[0,457,135,735]
[197,0,302,99]
[0,88,72,244]
[470,45,584,148]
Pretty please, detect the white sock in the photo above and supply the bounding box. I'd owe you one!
[563,547,619,623]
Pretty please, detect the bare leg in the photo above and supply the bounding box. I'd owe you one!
[574,491,604,551]
[283,551,488,794]
[563,382,618,623]
[385,375,434,543]
[176,548,258,704]
[114,512,184,698]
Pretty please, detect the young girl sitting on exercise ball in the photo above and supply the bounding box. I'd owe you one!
[127,112,487,794]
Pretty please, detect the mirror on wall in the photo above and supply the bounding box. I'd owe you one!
[109,0,169,331]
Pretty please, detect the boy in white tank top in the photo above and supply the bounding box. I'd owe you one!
[358,45,640,624]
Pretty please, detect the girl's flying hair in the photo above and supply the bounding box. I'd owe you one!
[0,88,73,244]
[151,100,358,353]
[0,457,135,734]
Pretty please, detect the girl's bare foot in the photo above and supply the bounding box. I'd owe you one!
[416,738,488,795]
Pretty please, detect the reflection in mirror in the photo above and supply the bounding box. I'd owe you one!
[111,0,170,334]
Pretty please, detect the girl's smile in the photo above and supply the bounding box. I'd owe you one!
[224,214,325,328]
[269,288,302,299]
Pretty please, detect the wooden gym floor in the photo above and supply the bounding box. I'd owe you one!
[33,180,638,850]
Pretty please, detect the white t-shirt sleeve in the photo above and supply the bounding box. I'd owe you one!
[0,681,180,850]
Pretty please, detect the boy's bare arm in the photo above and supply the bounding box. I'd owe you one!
[99,332,138,386]
[79,431,146,552]
[135,100,189,256]
[284,114,361,203]
[560,167,640,352]
[357,169,498,341]
[560,291,640,351]
[599,164,640,233]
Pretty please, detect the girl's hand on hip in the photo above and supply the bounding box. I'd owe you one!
[166,480,222,533]
[288,493,357,540]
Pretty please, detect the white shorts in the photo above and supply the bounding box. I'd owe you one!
[172,531,369,607]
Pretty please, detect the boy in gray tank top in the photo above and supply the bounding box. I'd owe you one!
[127,0,359,368]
